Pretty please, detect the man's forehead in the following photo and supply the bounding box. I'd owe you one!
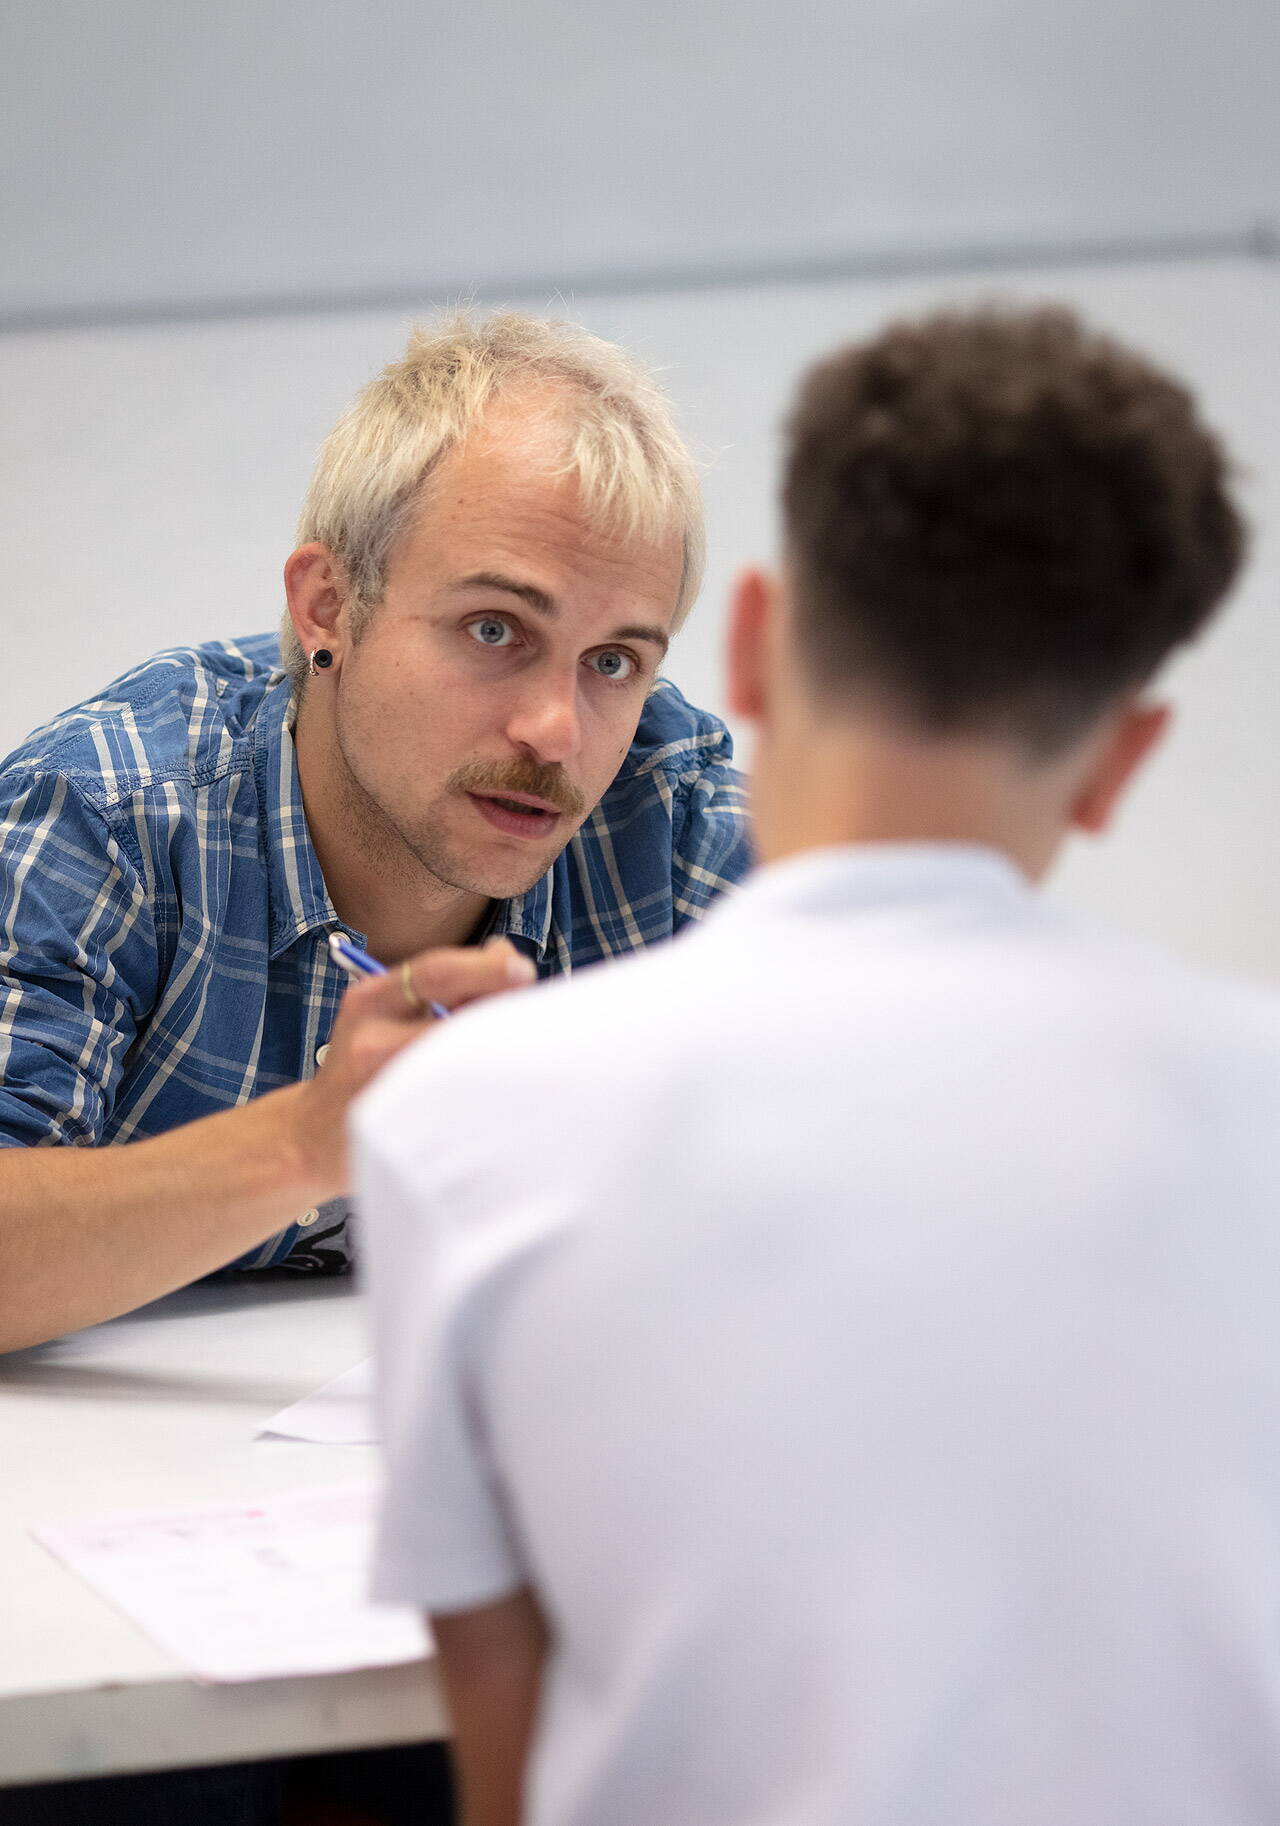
[401,435,683,614]
[424,384,582,498]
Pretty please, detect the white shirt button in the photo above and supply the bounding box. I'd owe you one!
[298,1208,319,1228]
[315,1043,331,1067]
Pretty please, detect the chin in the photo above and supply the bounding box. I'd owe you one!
[432,844,565,903]
[480,859,563,900]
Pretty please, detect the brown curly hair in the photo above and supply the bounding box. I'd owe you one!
[783,306,1246,753]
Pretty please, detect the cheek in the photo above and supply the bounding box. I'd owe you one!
[341,668,458,778]
[581,703,645,789]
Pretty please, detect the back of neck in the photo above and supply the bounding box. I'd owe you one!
[752,720,1070,884]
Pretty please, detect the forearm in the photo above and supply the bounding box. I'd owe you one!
[0,938,534,1352]
[433,1592,549,1826]
[0,1084,326,1352]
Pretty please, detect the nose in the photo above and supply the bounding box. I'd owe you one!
[503,665,582,765]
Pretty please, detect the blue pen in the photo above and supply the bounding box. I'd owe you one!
[328,932,451,1021]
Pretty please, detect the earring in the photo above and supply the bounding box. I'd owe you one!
[308,648,334,676]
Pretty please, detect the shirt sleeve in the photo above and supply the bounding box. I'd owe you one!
[670,741,752,930]
[358,1112,527,1614]
[0,769,159,1146]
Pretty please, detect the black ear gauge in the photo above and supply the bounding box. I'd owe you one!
[308,648,335,674]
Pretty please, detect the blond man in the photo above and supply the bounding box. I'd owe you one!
[0,314,747,1351]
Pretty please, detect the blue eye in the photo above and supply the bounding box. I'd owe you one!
[587,650,635,682]
[469,617,515,647]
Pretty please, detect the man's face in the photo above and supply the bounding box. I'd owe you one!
[330,407,684,902]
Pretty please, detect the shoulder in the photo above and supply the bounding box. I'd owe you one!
[594,679,751,882]
[1042,913,1280,1036]
[0,635,285,811]
[1150,951,1280,1063]
[935,912,1280,1118]
[616,678,737,785]
[356,923,722,1191]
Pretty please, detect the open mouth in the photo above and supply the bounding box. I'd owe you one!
[489,795,553,816]
[468,793,562,837]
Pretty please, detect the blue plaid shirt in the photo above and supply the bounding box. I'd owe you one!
[0,636,749,1270]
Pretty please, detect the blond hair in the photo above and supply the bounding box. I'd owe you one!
[280,313,704,691]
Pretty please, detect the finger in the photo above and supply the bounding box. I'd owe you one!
[403,941,536,1015]
[343,1015,431,1083]
[342,942,536,1021]
[433,938,537,1009]
[328,972,438,1037]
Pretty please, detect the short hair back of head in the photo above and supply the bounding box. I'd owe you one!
[783,306,1246,753]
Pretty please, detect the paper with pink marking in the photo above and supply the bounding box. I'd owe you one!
[33,1481,430,1682]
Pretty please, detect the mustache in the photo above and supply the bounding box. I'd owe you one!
[448,758,587,820]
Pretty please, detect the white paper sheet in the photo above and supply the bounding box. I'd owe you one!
[33,1481,430,1683]
[257,1358,378,1445]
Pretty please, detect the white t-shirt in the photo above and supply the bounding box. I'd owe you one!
[357,844,1280,1826]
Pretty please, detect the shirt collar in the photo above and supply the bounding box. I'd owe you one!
[254,678,341,961]
[486,867,555,961]
[732,842,1033,923]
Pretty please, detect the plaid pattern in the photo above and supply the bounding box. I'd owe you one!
[0,635,749,1270]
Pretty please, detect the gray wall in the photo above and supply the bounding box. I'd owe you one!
[3,0,1278,324]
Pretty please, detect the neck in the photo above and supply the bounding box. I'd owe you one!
[293,693,491,961]
[752,713,1076,883]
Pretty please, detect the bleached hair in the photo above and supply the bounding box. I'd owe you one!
[280,312,705,692]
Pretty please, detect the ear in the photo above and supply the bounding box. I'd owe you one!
[283,543,349,665]
[1069,700,1171,836]
[726,567,774,721]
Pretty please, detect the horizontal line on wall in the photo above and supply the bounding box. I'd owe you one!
[2,223,1277,338]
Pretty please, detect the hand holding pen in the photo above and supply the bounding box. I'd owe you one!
[290,933,539,1194]
[329,933,453,1021]
[328,931,537,1022]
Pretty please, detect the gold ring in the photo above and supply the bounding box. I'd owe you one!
[399,959,426,1016]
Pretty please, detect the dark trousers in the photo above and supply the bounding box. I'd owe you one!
[0,1741,454,1826]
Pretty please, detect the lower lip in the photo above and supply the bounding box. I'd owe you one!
[468,794,561,839]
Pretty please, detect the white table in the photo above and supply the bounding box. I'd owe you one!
[0,1278,445,1788]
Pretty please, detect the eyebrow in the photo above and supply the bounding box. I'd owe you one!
[456,571,555,615]
[454,571,670,661]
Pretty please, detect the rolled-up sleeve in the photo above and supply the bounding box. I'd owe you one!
[0,770,158,1146]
